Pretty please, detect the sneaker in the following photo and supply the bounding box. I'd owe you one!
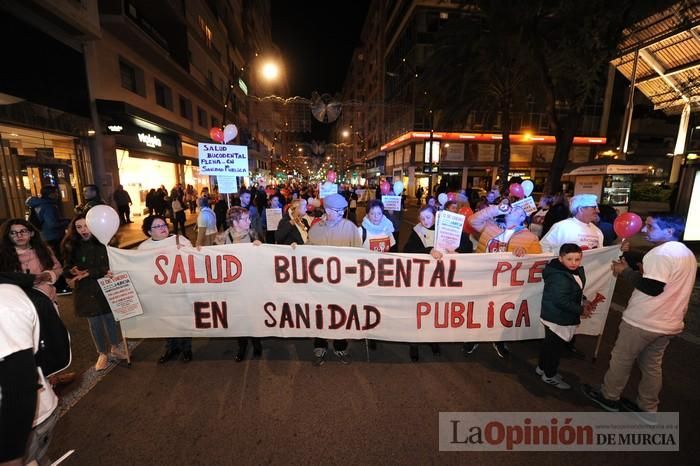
[462,343,479,356]
[335,350,352,365]
[312,349,326,367]
[540,373,571,390]
[619,398,658,426]
[535,366,563,379]
[492,342,510,359]
[95,353,109,371]
[581,384,620,412]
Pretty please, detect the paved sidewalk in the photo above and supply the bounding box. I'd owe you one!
[113,211,199,249]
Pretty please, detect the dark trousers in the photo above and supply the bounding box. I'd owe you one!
[172,211,186,236]
[314,338,348,352]
[46,239,69,292]
[0,349,37,462]
[538,326,566,378]
[117,204,131,224]
[165,337,191,352]
[237,337,262,355]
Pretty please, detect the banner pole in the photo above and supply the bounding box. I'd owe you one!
[120,321,131,367]
[592,331,604,363]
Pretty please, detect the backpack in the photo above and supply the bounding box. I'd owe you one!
[28,205,43,229]
[25,287,72,377]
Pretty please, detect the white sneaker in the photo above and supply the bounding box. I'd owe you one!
[535,366,563,378]
[95,353,109,371]
[541,373,571,390]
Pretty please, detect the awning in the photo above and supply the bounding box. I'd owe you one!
[564,164,650,176]
[612,2,700,115]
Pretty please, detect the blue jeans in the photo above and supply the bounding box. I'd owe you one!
[87,313,120,353]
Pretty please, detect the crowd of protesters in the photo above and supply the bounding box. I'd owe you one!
[0,175,695,462]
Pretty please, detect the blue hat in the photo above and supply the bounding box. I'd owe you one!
[324,193,348,209]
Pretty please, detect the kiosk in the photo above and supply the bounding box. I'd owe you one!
[564,162,649,213]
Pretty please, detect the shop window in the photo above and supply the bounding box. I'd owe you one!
[179,95,192,120]
[154,80,173,110]
[119,58,145,96]
[197,107,207,128]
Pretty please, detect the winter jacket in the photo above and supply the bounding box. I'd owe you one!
[540,258,586,326]
[63,238,111,318]
[26,196,69,242]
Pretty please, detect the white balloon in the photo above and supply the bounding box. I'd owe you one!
[86,205,120,245]
[522,180,534,196]
[393,180,404,195]
[437,193,448,205]
[223,124,238,143]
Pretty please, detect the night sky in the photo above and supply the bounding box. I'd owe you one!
[270,0,371,98]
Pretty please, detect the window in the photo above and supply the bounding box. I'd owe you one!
[119,58,145,96]
[197,16,212,48]
[154,80,173,110]
[211,116,220,129]
[179,95,192,120]
[197,107,207,127]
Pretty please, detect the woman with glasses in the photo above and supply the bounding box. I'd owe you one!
[222,206,263,361]
[61,215,126,371]
[0,219,62,301]
[137,215,194,363]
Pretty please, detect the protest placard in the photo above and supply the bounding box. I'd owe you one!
[265,208,283,231]
[198,143,249,176]
[381,195,402,211]
[97,272,144,321]
[512,196,537,214]
[434,210,466,251]
[217,176,238,193]
[319,182,338,199]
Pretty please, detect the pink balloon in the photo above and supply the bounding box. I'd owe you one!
[326,170,337,183]
[447,192,457,202]
[380,181,391,195]
[209,127,224,143]
[614,212,643,239]
[509,183,525,199]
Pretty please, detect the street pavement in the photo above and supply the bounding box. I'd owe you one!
[45,204,699,465]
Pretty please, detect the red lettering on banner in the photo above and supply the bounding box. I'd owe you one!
[487,301,495,328]
[154,255,168,285]
[292,256,308,283]
[309,258,324,283]
[223,255,241,282]
[194,301,228,328]
[466,302,481,328]
[528,260,547,283]
[451,302,465,327]
[188,255,204,283]
[417,302,430,329]
[274,256,290,283]
[378,258,394,286]
[493,262,511,286]
[170,255,187,283]
[358,259,375,287]
[205,255,222,283]
[263,302,380,330]
[194,302,211,328]
[447,260,463,287]
[430,261,446,288]
[327,257,341,284]
[396,259,411,287]
[515,300,531,327]
[510,263,524,286]
[500,302,515,327]
[413,258,430,287]
[264,302,277,326]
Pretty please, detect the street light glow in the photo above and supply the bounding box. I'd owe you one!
[342,130,350,138]
[261,62,280,81]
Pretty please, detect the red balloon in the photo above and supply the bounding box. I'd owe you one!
[380,181,391,195]
[209,127,224,143]
[614,212,643,239]
[509,183,525,199]
[326,170,337,183]
[447,192,457,202]
[459,206,477,235]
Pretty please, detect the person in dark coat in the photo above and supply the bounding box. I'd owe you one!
[62,215,126,371]
[274,199,308,245]
[113,184,133,224]
[537,243,595,390]
[541,194,570,238]
[75,184,105,215]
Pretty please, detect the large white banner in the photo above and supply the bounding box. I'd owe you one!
[107,245,619,342]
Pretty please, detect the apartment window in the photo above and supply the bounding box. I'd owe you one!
[179,95,192,120]
[154,80,173,110]
[197,16,212,48]
[211,116,220,129]
[119,58,145,96]
[197,107,207,127]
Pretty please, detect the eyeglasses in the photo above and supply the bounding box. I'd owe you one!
[9,229,31,236]
[325,207,345,214]
[151,223,168,230]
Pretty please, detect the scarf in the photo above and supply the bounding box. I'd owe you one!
[361,215,394,236]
